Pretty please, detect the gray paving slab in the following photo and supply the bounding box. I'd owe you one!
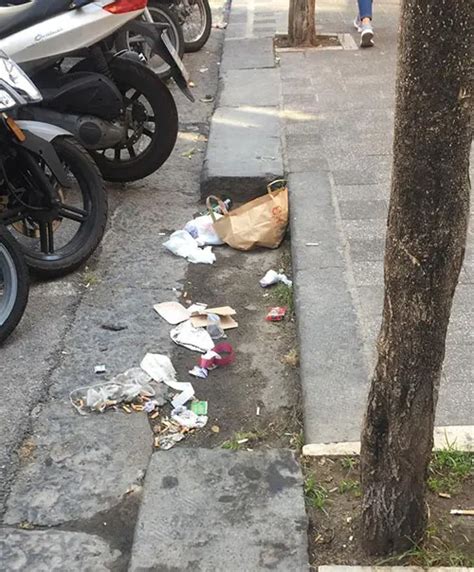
[221,37,275,71]
[129,448,309,572]
[220,68,281,107]
[201,106,283,201]
[4,402,151,526]
[0,529,120,572]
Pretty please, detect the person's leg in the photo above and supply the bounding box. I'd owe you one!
[357,0,373,21]
[356,0,374,47]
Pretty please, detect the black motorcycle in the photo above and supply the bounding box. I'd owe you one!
[0,53,107,278]
[0,1,193,183]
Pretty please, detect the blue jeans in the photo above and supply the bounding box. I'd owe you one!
[358,0,373,19]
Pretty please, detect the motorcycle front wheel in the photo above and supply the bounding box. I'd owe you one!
[0,227,29,344]
[8,137,107,279]
[91,58,178,183]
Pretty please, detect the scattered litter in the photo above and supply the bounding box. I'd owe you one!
[266,306,287,322]
[237,438,249,445]
[101,323,128,332]
[184,213,224,246]
[211,425,220,433]
[260,269,293,288]
[182,147,197,159]
[207,313,225,339]
[306,242,320,246]
[153,301,190,325]
[70,367,156,415]
[199,67,208,73]
[141,353,194,408]
[190,401,208,416]
[349,535,354,542]
[164,230,216,264]
[200,197,232,217]
[256,406,261,416]
[171,406,208,429]
[213,21,228,29]
[450,509,474,516]
[200,95,214,103]
[438,492,451,499]
[199,342,235,369]
[143,400,159,414]
[155,432,185,450]
[170,320,215,353]
[94,365,106,374]
[189,80,196,87]
[189,366,208,379]
[190,306,238,330]
[346,517,352,524]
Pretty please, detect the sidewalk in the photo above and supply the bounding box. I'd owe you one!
[280,0,473,449]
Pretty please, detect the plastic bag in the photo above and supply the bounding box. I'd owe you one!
[163,230,216,264]
[184,214,224,246]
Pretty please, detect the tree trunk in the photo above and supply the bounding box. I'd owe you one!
[288,0,316,47]
[360,0,471,556]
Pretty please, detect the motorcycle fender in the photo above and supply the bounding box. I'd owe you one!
[121,21,195,102]
[14,125,70,188]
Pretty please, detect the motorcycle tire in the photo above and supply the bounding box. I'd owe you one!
[179,0,212,53]
[10,137,107,279]
[91,58,178,183]
[0,227,29,344]
[116,5,185,81]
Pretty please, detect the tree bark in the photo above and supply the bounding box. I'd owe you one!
[288,0,316,47]
[360,0,471,556]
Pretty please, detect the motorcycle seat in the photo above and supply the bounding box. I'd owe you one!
[0,0,73,39]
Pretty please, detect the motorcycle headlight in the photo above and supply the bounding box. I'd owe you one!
[0,89,16,111]
[0,51,42,110]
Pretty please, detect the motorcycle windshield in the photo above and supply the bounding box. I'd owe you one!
[0,51,42,110]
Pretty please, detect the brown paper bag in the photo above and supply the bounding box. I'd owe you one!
[206,180,288,251]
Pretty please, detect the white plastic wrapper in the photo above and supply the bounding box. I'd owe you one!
[163,230,216,264]
[259,269,293,288]
[184,214,224,246]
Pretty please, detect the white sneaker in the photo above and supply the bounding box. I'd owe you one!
[353,16,362,32]
[360,23,375,47]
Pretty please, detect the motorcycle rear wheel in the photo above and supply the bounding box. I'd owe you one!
[0,227,29,344]
[178,0,212,53]
[91,58,178,183]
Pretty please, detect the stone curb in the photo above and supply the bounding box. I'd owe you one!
[200,2,285,202]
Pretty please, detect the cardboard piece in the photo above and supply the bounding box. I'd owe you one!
[190,306,238,330]
[154,301,190,325]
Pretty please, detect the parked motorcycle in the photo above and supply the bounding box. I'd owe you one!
[0,227,29,344]
[0,0,193,183]
[153,0,212,53]
[0,51,107,278]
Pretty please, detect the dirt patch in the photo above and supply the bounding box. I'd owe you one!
[275,34,341,50]
[304,455,474,567]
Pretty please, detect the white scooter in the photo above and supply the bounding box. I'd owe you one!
[0,0,192,182]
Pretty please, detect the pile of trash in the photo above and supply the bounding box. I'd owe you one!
[70,181,292,451]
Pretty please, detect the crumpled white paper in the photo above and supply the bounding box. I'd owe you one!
[170,320,215,353]
[140,353,194,408]
[171,406,208,429]
[164,230,216,264]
